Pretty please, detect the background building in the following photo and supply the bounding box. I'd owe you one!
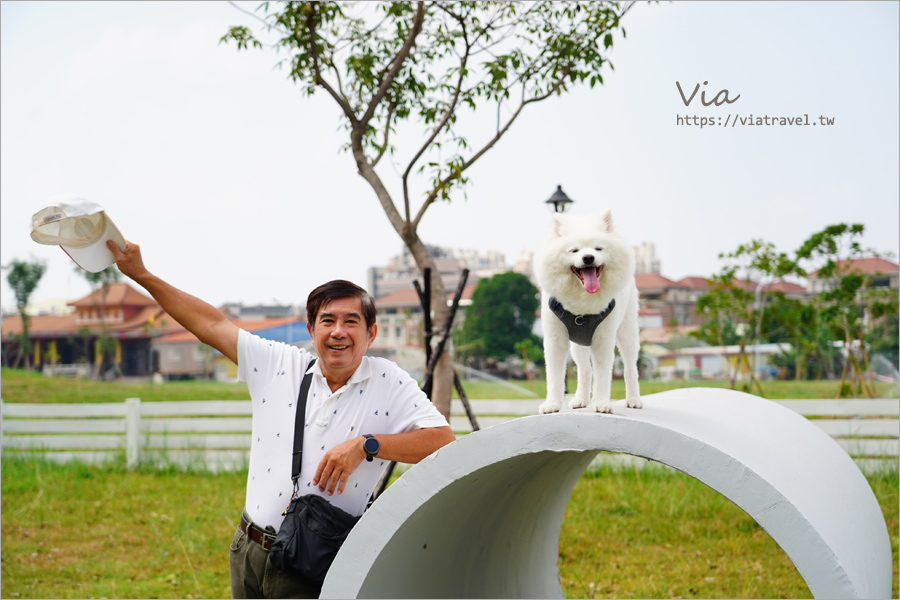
[634,241,662,275]
[1,284,309,380]
[367,245,525,299]
[4,248,895,381]
[1,283,178,376]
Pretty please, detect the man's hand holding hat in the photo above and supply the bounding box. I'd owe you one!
[106,239,148,283]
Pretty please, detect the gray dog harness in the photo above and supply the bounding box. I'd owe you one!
[548,297,616,346]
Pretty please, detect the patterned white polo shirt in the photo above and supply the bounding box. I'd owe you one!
[237,329,449,529]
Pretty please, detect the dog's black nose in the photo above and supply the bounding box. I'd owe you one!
[582,254,595,265]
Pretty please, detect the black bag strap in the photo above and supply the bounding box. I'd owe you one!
[291,358,317,485]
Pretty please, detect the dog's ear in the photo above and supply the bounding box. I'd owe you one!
[599,210,614,233]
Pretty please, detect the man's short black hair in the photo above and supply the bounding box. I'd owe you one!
[306,280,377,331]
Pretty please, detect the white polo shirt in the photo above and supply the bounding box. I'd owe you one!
[237,329,449,529]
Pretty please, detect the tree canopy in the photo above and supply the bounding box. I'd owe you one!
[694,224,898,397]
[460,271,540,359]
[3,258,47,368]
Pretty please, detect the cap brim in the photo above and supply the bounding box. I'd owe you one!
[61,215,126,273]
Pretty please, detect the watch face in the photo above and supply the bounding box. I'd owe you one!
[364,436,379,455]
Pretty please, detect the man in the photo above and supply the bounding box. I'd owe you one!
[108,240,455,598]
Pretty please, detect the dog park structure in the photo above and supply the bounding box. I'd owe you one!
[322,388,892,599]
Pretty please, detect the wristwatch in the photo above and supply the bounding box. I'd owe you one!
[362,434,380,462]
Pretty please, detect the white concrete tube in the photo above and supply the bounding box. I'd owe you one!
[321,388,892,599]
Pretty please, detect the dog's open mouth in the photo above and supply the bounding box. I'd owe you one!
[572,265,602,294]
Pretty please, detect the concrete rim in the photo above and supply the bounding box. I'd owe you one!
[322,388,892,599]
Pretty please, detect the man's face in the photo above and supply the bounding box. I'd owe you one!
[308,296,376,387]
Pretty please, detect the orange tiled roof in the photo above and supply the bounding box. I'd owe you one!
[375,288,421,307]
[634,273,678,289]
[728,279,807,294]
[675,277,710,290]
[375,284,475,308]
[0,308,186,338]
[1,313,77,337]
[765,281,807,294]
[69,282,158,308]
[809,257,899,277]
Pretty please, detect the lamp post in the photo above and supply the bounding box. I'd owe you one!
[544,185,574,213]
[544,185,573,394]
[545,185,573,213]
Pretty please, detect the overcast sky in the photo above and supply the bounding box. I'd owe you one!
[2,1,898,311]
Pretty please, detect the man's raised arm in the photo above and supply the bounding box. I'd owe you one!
[107,240,239,364]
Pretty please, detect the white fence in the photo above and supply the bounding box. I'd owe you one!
[1,397,898,473]
[0,399,252,472]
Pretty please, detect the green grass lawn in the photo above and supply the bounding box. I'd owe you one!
[1,367,897,598]
[2,366,896,403]
[455,377,899,400]
[1,457,896,599]
[0,367,251,403]
[0,457,244,599]
[562,465,899,599]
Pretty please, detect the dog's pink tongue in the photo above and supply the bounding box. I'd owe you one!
[582,267,601,293]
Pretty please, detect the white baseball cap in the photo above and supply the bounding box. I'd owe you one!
[31,196,126,273]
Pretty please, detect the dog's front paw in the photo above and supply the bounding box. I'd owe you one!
[569,395,588,410]
[591,400,613,414]
[539,399,562,414]
[626,396,643,409]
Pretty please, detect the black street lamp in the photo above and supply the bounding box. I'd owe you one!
[544,185,574,213]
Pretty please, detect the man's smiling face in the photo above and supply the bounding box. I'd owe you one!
[308,296,377,391]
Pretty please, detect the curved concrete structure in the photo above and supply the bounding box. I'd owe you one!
[321,388,892,599]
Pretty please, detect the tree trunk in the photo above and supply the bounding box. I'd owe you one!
[730,337,747,390]
[15,311,32,370]
[838,319,858,398]
[353,143,454,421]
[403,232,454,420]
[12,340,23,369]
[847,349,871,399]
[836,345,850,398]
[858,330,876,398]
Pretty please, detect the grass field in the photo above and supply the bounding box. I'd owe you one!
[1,367,898,598]
[2,366,897,403]
[0,368,252,404]
[562,465,898,599]
[1,457,243,599]
[454,376,899,400]
[1,457,896,599]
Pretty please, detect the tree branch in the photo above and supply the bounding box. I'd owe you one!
[227,1,289,37]
[619,1,637,20]
[402,43,470,225]
[330,60,346,101]
[411,68,570,230]
[358,1,426,129]
[306,2,359,127]
[372,100,398,168]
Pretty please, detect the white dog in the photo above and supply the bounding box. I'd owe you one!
[535,210,642,414]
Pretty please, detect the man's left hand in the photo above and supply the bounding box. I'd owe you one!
[312,427,455,496]
[312,437,367,496]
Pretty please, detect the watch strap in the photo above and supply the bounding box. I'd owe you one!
[363,433,378,461]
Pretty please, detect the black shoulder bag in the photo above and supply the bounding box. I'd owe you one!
[269,358,361,584]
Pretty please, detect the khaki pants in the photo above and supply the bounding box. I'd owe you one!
[229,517,322,599]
